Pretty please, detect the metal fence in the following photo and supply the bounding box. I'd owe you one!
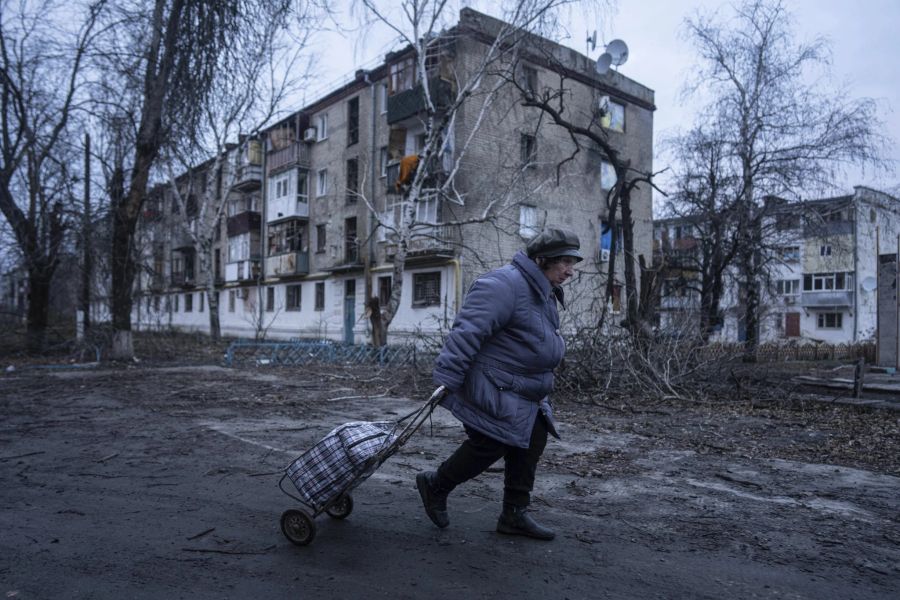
[224,339,425,368]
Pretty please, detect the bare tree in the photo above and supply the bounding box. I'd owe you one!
[0,0,105,350]
[162,2,319,342]
[99,0,286,360]
[682,0,887,358]
[356,0,608,346]
[661,120,742,341]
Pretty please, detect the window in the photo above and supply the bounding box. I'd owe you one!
[379,83,388,114]
[378,276,392,307]
[184,293,193,312]
[803,272,853,291]
[268,220,304,255]
[346,158,359,203]
[316,224,326,253]
[296,171,308,203]
[315,282,325,311]
[316,168,328,196]
[379,146,388,177]
[776,279,800,295]
[228,233,251,262]
[389,57,415,94]
[286,284,302,311]
[519,205,539,238]
[153,295,160,311]
[415,195,438,224]
[600,99,625,132]
[777,246,801,262]
[270,170,292,202]
[378,209,396,242]
[413,272,441,307]
[345,217,358,263]
[347,97,359,146]
[600,160,617,191]
[173,294,179,312]
[316,113,328,140]
[520,65,538,96]
[520,133,537,166]
[817,312,843,329]
[266,287,275,312]
[228,290,236,312]
[199,293,204,313]
[820,245,832,257]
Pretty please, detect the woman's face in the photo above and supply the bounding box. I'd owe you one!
[541,256,579,286]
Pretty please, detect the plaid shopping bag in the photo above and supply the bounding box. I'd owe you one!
[285,421,397,508]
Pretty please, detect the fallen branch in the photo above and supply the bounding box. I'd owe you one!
[181,545,276,555]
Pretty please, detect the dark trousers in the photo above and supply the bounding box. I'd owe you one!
[435,414,548,507]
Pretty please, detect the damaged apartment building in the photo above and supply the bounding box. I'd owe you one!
[131,8,655,343]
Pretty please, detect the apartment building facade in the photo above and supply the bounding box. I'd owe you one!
[132,9,656,343]
[654,186,900,354]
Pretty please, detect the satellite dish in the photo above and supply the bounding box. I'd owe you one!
[606,39,629,66]
[861,276,877,292]
[595,53,612,75]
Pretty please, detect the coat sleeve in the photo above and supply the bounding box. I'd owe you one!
[433,273,515,391]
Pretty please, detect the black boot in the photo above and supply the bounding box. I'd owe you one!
[496,503,555,540]
[416,471,450,529]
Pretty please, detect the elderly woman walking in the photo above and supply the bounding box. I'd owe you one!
[416,228,582,540]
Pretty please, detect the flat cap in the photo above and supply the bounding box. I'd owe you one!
[525,228,583,262]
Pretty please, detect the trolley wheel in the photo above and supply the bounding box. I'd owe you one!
[325,494,354,520]
[281,509,316,546]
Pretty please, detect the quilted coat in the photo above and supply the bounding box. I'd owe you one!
[433,250,565,448]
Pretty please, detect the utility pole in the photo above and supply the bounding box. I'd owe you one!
[80,132,92,333]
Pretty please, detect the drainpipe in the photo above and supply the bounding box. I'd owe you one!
[365,70,378,329]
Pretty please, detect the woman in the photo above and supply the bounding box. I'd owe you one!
[416,228,582,540]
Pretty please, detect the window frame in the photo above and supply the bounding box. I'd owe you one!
[314,282,325,311]
[816,312,843,329]
[316,168,328,196]
[286,284,302,311]
[412,271,441,308]
[316,113,328,141]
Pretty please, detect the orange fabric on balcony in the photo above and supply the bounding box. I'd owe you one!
[395,154,419,191]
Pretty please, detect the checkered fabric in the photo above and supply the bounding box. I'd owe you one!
[286,421,398,508]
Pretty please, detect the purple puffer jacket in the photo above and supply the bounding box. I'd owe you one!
[433,251,564,448]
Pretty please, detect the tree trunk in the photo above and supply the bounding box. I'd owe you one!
[25,266,51,352]
[207,287,220,342]
[367,296,386,347]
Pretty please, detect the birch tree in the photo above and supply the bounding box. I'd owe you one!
[356,0,608,346]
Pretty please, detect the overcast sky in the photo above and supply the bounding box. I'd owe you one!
[306,1,899,206]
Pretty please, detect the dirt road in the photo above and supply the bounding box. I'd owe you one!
[1,365,898,599]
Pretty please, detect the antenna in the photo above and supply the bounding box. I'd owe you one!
[594,53,612,76]
[586,30,597,54]
[606,39,629,67]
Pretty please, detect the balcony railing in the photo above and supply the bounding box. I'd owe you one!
[387,77,454,124]
[226,210,261,237]
[265,251,310,278]
[801,291,853,308]
[266,142,310,174]
[384,224,460,260]
[233,163,262,191]
[171,271,195,287]
[225,259,260,282]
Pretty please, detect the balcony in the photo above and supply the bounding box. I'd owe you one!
[386,153,450,195]
[267,195,309,223]
[226,210,261,237]
[384,224,460,261]
[233,163,262,191]
[804,220,853,237]
[170,271,195,287]
[387,77,454,125]
[225,259,260,282]
[266,142,310,175]
[801,291,853,308]
[265,251,310,278]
